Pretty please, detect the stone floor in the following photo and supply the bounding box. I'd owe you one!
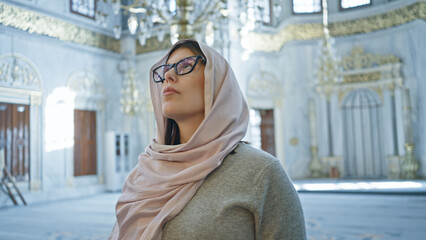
[0,191,425,240]
[300,193,426,240]
[0,193,118,240]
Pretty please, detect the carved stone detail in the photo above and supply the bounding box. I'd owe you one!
[0,54,41,90]
[341,46,401,71]
[248,71,282,97]
[318,45,403,102]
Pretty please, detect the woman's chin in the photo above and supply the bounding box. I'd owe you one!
[162,104,178,119]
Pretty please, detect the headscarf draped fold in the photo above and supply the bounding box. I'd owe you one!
[109,39,249,240]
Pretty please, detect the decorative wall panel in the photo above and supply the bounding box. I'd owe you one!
[0,54,41,91]
[0,2,120,53]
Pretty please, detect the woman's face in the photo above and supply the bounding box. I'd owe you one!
[161,47,205,123]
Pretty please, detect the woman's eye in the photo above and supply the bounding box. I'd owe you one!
[163,66,170,74]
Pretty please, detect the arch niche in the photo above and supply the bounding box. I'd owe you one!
[67,70,106,186]
[246,71,285,168]
[0,53,43,191]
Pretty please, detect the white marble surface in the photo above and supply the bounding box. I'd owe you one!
[2,188,426,240]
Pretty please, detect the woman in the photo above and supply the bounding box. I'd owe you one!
[109,39,306,240]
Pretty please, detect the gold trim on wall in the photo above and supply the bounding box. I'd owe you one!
[341,46,401,71]
[343,72,381,83]
[244,1,426,52]
[0,2,120,53]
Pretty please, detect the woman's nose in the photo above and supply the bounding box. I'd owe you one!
[163,68,176,83]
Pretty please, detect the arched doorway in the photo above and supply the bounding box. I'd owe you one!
[246,71,284,164]
[67,70,105,184]
[250,109,276,156]
[342,88,385,178]
[0,53,42,190]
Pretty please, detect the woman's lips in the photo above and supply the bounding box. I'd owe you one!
[162,86,179,96]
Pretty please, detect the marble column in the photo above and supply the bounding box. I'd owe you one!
[309,99,322,178]
[401,88,419,178]
[390,84,399,155]
[29,94,42,191]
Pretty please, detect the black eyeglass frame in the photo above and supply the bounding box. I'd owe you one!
[152,55,206,83]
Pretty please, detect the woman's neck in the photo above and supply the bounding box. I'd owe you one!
[175,114,204,143]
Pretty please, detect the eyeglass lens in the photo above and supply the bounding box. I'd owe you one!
[153,56,199,83]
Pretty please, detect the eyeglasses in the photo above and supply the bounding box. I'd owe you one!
[152,55,206,83]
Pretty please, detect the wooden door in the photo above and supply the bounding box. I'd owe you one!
[0,102,30,181]
[0,103,11,173]
[74,110,97,176]
[260,109,276,157]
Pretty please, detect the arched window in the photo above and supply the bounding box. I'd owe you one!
[292,0,322,14]
[340,0,372,10]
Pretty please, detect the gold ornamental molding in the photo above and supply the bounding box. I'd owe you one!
[0,2,120,53]
[341,46,401,71]
[317,45,402,104]
[245,1,426,52]
[342,72,381,84]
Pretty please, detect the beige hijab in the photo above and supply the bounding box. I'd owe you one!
[109,39,249,240]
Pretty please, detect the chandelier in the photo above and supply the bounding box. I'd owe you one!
[95,0,283,47]
[96,0,229,46]
[120,68,143,116]
[314,0,340,165]
[317,0,340,86]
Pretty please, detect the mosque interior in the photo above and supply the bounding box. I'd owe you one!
[0,0,425,206]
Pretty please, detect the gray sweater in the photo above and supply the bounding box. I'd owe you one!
[162,143,306,240]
